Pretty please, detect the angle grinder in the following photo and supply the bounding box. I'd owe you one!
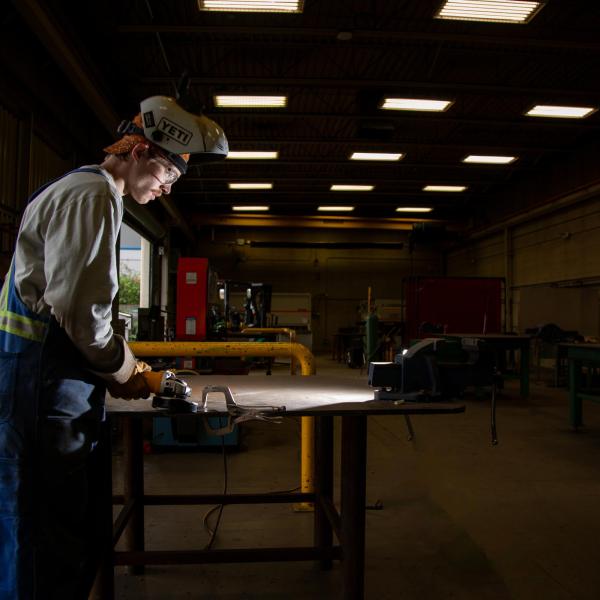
[147,370,199,413]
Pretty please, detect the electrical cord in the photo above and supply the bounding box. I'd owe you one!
[201,417,302,548]
[203,425,227,550]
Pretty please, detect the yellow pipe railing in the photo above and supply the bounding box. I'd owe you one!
[129,340,316,506]
[241,328,297,375]
[129,341,314,376]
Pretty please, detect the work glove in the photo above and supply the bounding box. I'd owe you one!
[107,360,153,400]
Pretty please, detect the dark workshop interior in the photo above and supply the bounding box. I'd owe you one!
[2,1,600,599]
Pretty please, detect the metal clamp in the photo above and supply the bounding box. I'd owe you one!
[200,385,286,436]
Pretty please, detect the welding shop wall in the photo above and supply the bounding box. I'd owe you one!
[445,139,600,338]
[195,225,443,352]
[446,197,600,338]
[0,102,79,276]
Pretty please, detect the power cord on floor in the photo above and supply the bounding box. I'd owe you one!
[201,416,303,549]
[203,425,227,550]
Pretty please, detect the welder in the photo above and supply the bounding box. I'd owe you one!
[0,96,227,599]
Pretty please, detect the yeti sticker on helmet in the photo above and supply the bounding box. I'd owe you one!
[157,117,192,145]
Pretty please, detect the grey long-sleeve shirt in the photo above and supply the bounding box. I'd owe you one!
[11,165,135,383]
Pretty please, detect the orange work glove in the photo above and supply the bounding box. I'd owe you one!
[107,360,153,400]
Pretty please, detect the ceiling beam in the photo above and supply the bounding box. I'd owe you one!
[182,176,507,185]
[197,161,537,171]
[141,77,600,100]
[190,214,433,231]
[118,25,600,52]
[14,0,120,133]
[176,190,476,198]
[216,138,560,153]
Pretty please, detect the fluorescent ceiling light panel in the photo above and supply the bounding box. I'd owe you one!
[525,105,596,119]
[381,98,452,112]
[199,0,303,13]
[396,207,433,213]
[226,151,279,160]
[435,1,543,24]
[214,95,287,108]
[317,206,355,212]
[228,183,273,190]
[350,152,404,161]
[330,184,374,191]
[463,154,517,164]
[423,185,467,192]
[232,205,270,211]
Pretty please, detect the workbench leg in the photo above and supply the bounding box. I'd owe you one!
[569,359,583,428]
[89,420,115,600]
[341,415,367,600]
[124,417,145,574]
[520,342,530,398]
[314,416,334,569]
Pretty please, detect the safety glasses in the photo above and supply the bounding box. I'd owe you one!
[147,150,180,185]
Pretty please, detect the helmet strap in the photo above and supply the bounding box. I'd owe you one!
[116,120,144,136]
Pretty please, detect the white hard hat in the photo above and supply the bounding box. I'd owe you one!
[115,95,228,174]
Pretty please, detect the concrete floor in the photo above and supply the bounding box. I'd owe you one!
[113,356,600,600]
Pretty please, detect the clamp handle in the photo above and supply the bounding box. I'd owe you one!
[201,385,237,412]
[200,385,237,436]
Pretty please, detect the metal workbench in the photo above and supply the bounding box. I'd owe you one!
[559,343,600,428]
[442,334,532,397]
[94,375,464,600]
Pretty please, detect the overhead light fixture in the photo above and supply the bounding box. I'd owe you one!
[525,105,597,119]
[232,205,270,211]
[214,95,287,108]
[330,184,374,191]
[434,1,544,24]
[350,152,404,161]
[318,206,355,212]
[463,154,517,164]
[381,98,453,112]
[199,0,303,13]
[229,183,273,190]
[226,151,279,160]
[396,207,433,213]
[423,185,467,192]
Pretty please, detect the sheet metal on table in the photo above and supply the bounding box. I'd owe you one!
[107,374,465,416]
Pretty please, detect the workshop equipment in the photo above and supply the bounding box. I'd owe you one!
[148,372,239,445]
[143,370,228,445]
[368,337,500,444]
[218,280,272,331]
[145,370,193,410]
[151,381,284,439]
[176,257,210,343]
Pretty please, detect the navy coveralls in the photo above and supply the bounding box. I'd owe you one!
[0,169,110,599]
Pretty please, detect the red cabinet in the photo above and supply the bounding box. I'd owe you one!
[175,257,209,341]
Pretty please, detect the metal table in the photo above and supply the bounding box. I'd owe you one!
[94,375,464,600]
[559,343,600,428]
[442,334,531,397]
